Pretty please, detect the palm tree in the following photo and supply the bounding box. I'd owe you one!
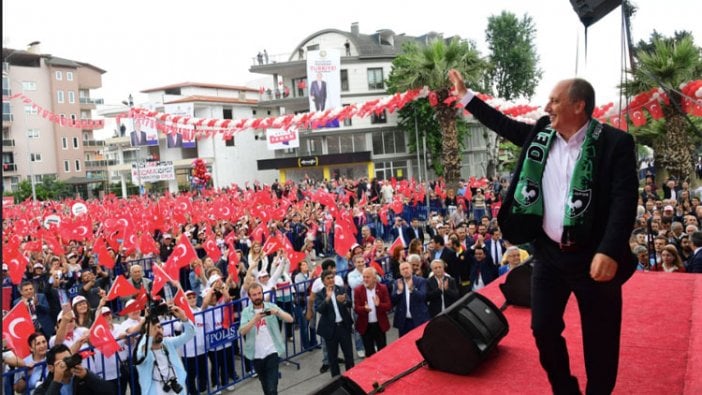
[625,33,702,182]
[387,38,486,188]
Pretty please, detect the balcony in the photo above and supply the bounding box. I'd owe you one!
[2,139,15,147]
[82,139,105,150]
[2,163,17,172]
[79,97,104,105]
[2,113,12,125]
[85,159,117,168]
[2,88,11,97]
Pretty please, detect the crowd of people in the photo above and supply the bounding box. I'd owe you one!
[2,167,701,394]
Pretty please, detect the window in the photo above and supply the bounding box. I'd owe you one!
[9,176,19,191]
[374,160,408,180]
[68,91,75,103]
[341,70,349,92]
[342,104,352,126]
[2,77,9,96]
[75,160,81,172]
[225,136,235,147]
[367,68,384,90]
[55,71,62,80]
[73,137,79,149]
[372,130,406,155]
[30,153,42,162]
[24,106,37,115]
[80,111,90,119]
[66,72,73,81]
[327,134,355,154]
[371,110,387,124]
[57,90,64,103]
[27,129,40,139]
[223,108,233,120]
[22,81,37,91]
[62,137,68,149]
[64,160,70,172]
[70,114,77,125]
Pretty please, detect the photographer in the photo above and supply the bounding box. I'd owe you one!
[239,282,294,395]
[135,304,194,395]
[33,343,111,395]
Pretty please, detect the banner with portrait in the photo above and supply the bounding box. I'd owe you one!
[306,49,341,128]
[124,117,158,146]
[164,103,197,148]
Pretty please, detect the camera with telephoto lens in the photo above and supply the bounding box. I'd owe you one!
[63,353,83,369]
[162,377,183,393]
[149,299,170,318]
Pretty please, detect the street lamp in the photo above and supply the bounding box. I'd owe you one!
[4,42,39,202]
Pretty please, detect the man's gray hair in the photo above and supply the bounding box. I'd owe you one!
[407,254,421,263]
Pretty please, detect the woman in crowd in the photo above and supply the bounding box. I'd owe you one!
[72,295,94,329]
[12,332,48,394]
[660,244,686,272]
[247,241,270,273]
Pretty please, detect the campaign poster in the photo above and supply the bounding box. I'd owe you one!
[164,103,196,148]
[307,49,341,128]
[125,118,158,147]
[266,126,300,150]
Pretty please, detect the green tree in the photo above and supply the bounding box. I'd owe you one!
[387,38,487,188]
[485,11,543,101]
[13,178,71,202]
[624,32,702,182]
[483,11,542,178]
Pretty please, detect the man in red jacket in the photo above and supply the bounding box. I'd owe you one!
[353,267,391,357]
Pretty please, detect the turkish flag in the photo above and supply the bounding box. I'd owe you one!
[370,260,386,278]
[60,217,92,242]
[390,198,404,215]
[89,314,121,358]
[334,222,355,257]
[121,227,139,256]
[3,245,28,285]
[139,232,160,255]
[312,264,323,278]
[262,235,282,256]
[644,101,664,120]
[173,288,195,323]
[165,233,198,274]
[93,236,115,269]
[389,237,404,254]
[151,263,175,297]
[630,109,646,127]
[119,289,147,316]
[203,237,222,262]
[106,275,138,301]
[2,302,34,358]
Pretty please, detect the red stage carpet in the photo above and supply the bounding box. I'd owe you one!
[345,272,702,394]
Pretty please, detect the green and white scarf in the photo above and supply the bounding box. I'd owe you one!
[512,120,602,243]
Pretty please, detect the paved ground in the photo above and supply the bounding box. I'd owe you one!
[232,316,400,394]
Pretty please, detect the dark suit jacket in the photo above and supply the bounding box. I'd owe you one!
[15,295,54,337]
[432,247,456,277]
[353,283,391,334]
[390,225,410,246]
[688,249,702,273]
[315,285,353,339]
[391,275,429,329]
[407,226,425,245]
[465,96,638,278]
[426,275,460,317]
[167,133,183,148]
[310,80,327,109]
[483,239,507,266]
[130,130,147,146]
[469,255,500,287]
[33,371,112,395]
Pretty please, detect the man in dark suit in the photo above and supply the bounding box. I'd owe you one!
[391,262,429,337]
[34,344,111,395]
[426,259,459,317]
[688,231,702,273]
[310,72,327,111]
[483,228,507,267]
[167,132,183,148]
[353,267,391,357]
[390,216,410,247]
[315,270,355,377]
[129,129,147,146]
[469,246,499,290]
[450,70,638,394]
[407,217,425,245]
[428,235,456,278]
[15,281,54,337]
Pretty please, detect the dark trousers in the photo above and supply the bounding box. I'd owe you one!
[398,317,416,337]
[324,323,355,377]
[361,322,387,357]
[253,353,280,395]
[208,345,238,388]
[184,353,208,394]
[119,362,140,395]
[532,240,623,395]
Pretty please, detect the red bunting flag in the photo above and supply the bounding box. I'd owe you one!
[644,101,664,120]
[203,237,222,262]
[165,233,198,276]
[89,313,121,358]
[151,263,175,298]
[172,288,195,323]
[119,289,148,316]
[2,302,34,358]
[106,275,138,301]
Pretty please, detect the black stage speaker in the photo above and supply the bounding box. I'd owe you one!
[416,292,508,375]
[570,0,621,27]
[499,258,533,308]
[310,375,365,395]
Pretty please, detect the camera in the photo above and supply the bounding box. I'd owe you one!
[262,310,272,316]
[63,353,83,369]
[149,300,170,317]
[162,377,183,393]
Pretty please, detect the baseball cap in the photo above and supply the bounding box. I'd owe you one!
[33,263,44,269]
[71,295,87,307]
[185,290,196,297]
[206,274,222,287]
[100,306,111,314]
[125,299,136,308]
[163,233,172,239]
[664,205,674,211]
[2,264,7,271]
[67,253,76,260]
[256,270,269,279]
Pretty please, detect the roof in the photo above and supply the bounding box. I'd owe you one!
[164,95,258,105]
[2,48,106,74]
[291,28,443,60]
[141,82,259,93]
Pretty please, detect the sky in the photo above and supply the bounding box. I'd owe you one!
[3,0,701,115]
